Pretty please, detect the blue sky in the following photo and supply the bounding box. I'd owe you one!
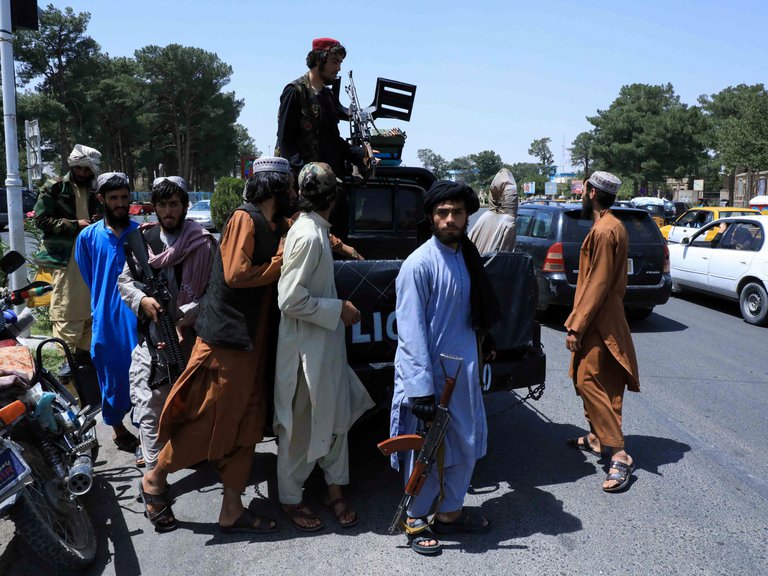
[49,0,768,170]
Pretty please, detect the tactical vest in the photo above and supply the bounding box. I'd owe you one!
[195,203,279,351]
[286,74,325,163]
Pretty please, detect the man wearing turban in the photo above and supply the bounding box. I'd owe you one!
[389,181,499,555]
[33,144,102,381]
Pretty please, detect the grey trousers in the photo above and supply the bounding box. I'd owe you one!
[128,344,171,469]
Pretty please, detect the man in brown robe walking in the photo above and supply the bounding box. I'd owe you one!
[564,171,640,493]
[138,157,297,533]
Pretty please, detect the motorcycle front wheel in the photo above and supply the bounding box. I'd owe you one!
[9,441,97,570]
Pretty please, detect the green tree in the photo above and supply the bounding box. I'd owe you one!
[417,148,448,179]
[135,44,243,187]
[528,138,556,178]
[14,5,102,172]
[569,131,595,175]
[588,83,708,193]
[447,155,475,183]
[470,150,503,189]
[509,162,548,196]
[210,176,244,230]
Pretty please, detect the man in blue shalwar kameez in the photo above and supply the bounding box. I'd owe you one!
[76,172,140,452]
[390,180,499,555]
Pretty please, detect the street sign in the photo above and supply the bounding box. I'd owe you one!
[545,182,557,196]
[693,179,704,191]
[523,182,535,195]
[25,119,41,181]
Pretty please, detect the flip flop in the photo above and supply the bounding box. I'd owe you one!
[432,508,491,535]
[325,496,358,528]
[602,460,635,493]
[566,435,602,457]
[281,503,324,533]
[219,509,278,534]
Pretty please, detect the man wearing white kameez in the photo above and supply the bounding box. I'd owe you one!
[274,162,374,532]
[391,180,499,555]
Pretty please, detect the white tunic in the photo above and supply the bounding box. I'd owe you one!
[274,212,374,462]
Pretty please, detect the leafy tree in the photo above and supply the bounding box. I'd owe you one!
[588,83,708,192]
[135,44,243,188]
[416,148,448,179]
[447,155,475,183]
[528,138,556,178]
[569,132,595,175]
[470,150,503,189]
[210,176,244,230]
[509,162,548,196]
[14,5,102,172]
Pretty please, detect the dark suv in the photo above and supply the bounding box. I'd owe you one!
[0,187,38,230]
[514,203,672,318]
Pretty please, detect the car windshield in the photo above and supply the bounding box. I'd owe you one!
[190,201,209,211]
[562,210,660,243]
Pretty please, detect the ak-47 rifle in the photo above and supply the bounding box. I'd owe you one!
[345,70,377,179]
[377,353,463,534]
[124,230,186,390]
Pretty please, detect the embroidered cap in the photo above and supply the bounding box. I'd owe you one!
[587,171,622,196]
[96,171,129,192]
[152,176,188,192]
[252,156,292,174]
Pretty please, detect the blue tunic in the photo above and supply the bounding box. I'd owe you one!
[390,236,487,516]
[75,220,139,425]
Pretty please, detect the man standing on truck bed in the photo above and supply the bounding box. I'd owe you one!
[276,37,368,241]
[390,181,498,555]
[564,171,640,493]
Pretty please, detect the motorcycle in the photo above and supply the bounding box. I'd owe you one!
[0,250,98,570]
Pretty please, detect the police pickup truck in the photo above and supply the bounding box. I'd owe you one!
[332,166,546,411]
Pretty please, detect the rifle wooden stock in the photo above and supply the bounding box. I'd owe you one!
[377,434,423,456]
[404,460,427,496]
[439,376,456,407]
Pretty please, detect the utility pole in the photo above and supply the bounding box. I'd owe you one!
[0,0,28,290]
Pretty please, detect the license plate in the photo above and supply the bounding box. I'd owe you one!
[0,444,31,500]
[627,258,634,275]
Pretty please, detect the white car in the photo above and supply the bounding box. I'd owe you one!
[668,215,768,325]
[187,199,215,231]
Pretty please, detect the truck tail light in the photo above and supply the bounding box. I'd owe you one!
[663,243,670,274]
[543,242,565,272]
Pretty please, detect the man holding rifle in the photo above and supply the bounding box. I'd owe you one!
[119,176,216,471]
[389,181,498,555]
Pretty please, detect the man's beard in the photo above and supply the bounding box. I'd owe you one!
[71,172,94,186]
[160,212,186,234]
[274,194,299,220]
[432,221,467,245]
[581,193,594,220]
[103,204,130,228]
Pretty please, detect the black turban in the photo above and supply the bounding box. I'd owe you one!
[423,180,480,216]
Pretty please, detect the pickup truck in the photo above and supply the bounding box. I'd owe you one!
[331,166,546,411]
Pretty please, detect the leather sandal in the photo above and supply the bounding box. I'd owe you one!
[405,517,441,556]
[219,509,278,534]
[602,460,635,493]
[137,479,177,533]
[325,496,358,528]
[281,503,324,532]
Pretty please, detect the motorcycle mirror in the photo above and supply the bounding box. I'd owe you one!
[0,251,25,275]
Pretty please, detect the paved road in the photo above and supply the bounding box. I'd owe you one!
[1,291,767,575]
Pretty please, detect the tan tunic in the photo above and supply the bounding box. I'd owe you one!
[565,210,640,391]
[49,183,91,321]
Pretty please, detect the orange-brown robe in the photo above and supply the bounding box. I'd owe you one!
[565,209,640,448]
[156,210,282,491]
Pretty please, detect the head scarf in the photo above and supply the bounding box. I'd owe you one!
[423,180,480,216]
[67,144,102,175]
[489,169,518,216]
[152,176,188,192]
[96,172,129,193]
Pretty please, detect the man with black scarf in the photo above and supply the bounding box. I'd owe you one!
[389,181,499,555]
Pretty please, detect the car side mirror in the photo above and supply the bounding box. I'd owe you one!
[681,237,690,245]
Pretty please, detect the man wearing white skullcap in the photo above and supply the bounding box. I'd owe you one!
[33,144,103,390]
[564,171,640,494]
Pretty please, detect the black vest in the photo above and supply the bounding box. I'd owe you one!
[195,203,279,350]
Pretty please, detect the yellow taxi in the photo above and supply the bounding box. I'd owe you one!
[661,207,760,243]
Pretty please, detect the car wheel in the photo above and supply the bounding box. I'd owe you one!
[739,282,768,326]
[625,306,653,319]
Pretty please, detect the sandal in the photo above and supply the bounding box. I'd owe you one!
[325,496,358,528]
[566,435,601,457]
[219,509,278,534]
[114,430,140,452]
[135,445,146,468]
[137,479,177,533]
[281,503,324,533]
[405,517,441,556]
[602,459,635,493]
[432,508,491,535]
